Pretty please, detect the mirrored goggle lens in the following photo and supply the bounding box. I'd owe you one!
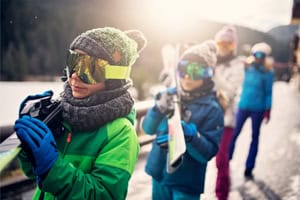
[253,52,266,59]
[216,41,235,49]
[217,41,234,47]
[66,49,130,84]
[177,60,213,80]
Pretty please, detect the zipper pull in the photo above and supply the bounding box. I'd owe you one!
[66,132,72,143]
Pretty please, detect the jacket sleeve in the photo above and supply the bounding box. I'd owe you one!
[185,105,224,163]
[264,70,274,110]
[17,149,35,179]
[214,60,244,101]
[40,121,140,200]
[142,106,165,135]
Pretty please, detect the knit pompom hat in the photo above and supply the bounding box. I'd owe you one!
[69,27,147,89]
[214,25,238,45]
[70,27,146,66]
[180,40,217,67]
[178,40,217,99]
[251,42,272,55]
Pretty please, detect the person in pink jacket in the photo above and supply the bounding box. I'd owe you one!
[213,25,245,200]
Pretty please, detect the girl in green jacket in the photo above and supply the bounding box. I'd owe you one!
[14,27,147,200]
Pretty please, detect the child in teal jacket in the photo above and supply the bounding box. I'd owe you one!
[229,42,274,179]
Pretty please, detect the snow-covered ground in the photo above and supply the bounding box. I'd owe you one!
[1,81,299,199]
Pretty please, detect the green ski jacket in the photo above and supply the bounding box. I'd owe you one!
[18,110,140,200]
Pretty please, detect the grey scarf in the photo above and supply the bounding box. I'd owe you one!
[61,83,134,132]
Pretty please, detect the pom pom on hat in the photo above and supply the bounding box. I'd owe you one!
[124,29,147,54]
[251,42,272,55]
[214,25,238,44]
[180,40,217,67]
[69,27,146,67]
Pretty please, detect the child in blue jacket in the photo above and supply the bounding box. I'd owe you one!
[142,41,224,200]
[229,42,274,179]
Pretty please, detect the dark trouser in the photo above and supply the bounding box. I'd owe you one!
[229,109,264,170]
[215,127,233,200]
[152,179,200,200]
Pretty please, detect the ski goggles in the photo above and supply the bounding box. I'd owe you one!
[253,51,266,59]
[66,49,130,84]
[177,60,213,80]
[216,41,235,50]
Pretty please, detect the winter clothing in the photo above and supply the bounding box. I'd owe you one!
[214,26,238,56]
[15,116,58,176]
[251,42,272,56]
[124,29,147,54]
[69,27,147,90]
[213,25,244,200]
[152,179,200,200]
[180,40,217,67]
[181,121,198,141]
[143,90,224,196]
[214,56,244,127]
[214,26,238,45]
[238,64,273,111]
[16,27,146,200]
[70,27,142,67]
[229,45,274,178]
[19,110,139,200]
[61,83,134,132]
[215,127,233,200]
[142,41,224,199]
[244,168,254,180]
[155,88,176,118]
[263,109,271,123]
[229,109,264,168]
[213,56,244,200]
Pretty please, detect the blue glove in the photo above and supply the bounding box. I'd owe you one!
[14,115,58,176]
[181,121,198,142]
[19,90,53,118]
[156,134,169,149]
[159,69,173,87]
[155,88,176,118]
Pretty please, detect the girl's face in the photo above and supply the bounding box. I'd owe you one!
[68,49,105,99]
[216,41,235,57]
[254,58,265,64]
[69,73,105,99]
[253,51,266,64]
[179,74,204,91]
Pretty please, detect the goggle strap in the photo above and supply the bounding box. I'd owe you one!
[105,65,131,79]
[65,66,71,78]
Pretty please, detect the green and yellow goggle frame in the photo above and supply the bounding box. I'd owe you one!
[66,49,131,84]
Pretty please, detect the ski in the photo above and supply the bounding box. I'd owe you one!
[0,133,21,173]
[0,96,62,174]
[161,44,186,173]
